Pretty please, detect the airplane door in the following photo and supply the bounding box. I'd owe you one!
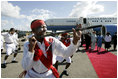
[83,18,87,24]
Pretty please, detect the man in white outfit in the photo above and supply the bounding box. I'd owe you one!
[55,33,74,76]
[2,28,18,68]
[12,30,19,62]
[1,35,5,53]
[91,31,97,51]
[21,19,81,78]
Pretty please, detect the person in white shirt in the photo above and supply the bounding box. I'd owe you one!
[91,31,97,51]
[14,30,19,47]
[12,30,19,62]
[55,33,73,77]
[1,28,18,68]
[104,32,112,51]
[1,35,5,53]
[20,19,81,78]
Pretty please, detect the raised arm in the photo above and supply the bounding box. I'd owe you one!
[53,28,81,58]
[22,42,35,70]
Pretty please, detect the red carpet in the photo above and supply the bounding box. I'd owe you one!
[84,45,117,78]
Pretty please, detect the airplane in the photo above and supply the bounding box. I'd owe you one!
[93,24,117,36]
[45,17,117,36]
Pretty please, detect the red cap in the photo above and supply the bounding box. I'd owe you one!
[31,20,45,29]
[61,33,68,36]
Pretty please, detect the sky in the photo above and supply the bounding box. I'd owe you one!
[1,1,117,31]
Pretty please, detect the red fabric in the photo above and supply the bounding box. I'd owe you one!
[61,33,68,37]
[83,44,117,78]
[33,38,59,78]
[50,65,59,78]
[62,38,71,47]
[31,20,45,29]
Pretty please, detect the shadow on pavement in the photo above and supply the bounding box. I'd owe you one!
[76,49,86,53]
[58,62,68,65]
[59,71,64,78]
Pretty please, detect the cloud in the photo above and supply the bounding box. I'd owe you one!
[32,9,53,14]
[1,20,14,27]
[1,19,30,31]
[21,9,55,31]
[69,1,104,17]
[26,8,55,21]
[16,24,30,31]
[1,20,9,27]
[1,2,55,31]
[1,1,25,19]
[100,12,117,17]
[1,20,15,30]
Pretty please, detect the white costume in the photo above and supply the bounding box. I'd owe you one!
[56,38,81,63]
[14,33,19,50]
[56,38,73,63]
[91,33,97,50]
[104,35,112,42]
[1,32,16,55]
[56,56,71,63]
[22,36,79,78]
[1,35,5,50]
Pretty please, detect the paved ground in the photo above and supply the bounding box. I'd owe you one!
[1,39,117,78]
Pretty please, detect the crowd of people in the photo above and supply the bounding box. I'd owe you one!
[82,31,117,52]
[1,19,117,78]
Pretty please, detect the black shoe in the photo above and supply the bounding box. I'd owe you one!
[63,70,69,76]
[1,63,7,68]
[11,60,18,63]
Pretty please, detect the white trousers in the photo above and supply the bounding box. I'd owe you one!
[1,41,4,49]
[91,40,96,50]
[56,56,71,63]
[25,69,55,78]
[6,43,16,55]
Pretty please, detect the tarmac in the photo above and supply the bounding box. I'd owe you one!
[1,38,117,78]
